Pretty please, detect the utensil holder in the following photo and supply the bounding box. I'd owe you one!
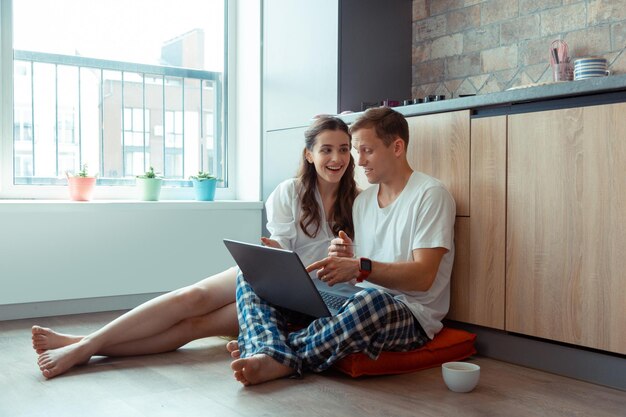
[552,62,573,82]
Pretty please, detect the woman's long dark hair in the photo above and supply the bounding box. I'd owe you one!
[297,116,358,240]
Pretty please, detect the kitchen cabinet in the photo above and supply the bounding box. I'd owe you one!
[376,77,626,353]
[448,115,506,329]
[403,111,472,325]
[421,112,507,330]
[354,110,473,320]
[349,95,626,355]
[506,103,626,354]
[445,103,625,354]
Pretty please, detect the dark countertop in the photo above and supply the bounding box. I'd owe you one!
[340,73,626,122]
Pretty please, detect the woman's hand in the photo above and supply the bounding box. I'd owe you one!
[328,230,355,258]
[260,237,282,249]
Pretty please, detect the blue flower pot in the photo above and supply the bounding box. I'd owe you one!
[192,178,217,201]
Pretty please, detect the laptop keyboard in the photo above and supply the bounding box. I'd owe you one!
[320,292,348,311]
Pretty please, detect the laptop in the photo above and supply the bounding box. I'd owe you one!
[223,239,362,318]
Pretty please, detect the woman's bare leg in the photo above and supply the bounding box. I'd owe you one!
[33,306,238,354]
[97,302,237,356]
[35,267,238,378]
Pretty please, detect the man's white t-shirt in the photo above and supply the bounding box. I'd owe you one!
[353,171,456,339]
[265,178,335,267]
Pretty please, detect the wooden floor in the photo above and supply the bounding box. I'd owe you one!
[1,312,624,417]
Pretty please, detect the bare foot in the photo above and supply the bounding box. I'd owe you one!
[226,340,241,359]
[32,326,83,354]
[36,341,93,379]
[230,354,294,386]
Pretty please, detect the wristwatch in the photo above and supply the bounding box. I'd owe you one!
[356,257,372,283]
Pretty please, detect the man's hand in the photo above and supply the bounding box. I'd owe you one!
[306,256,360,286]
[260,237,282,249]
[328,230,355,258]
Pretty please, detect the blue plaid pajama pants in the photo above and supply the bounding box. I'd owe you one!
[235,271,429,375]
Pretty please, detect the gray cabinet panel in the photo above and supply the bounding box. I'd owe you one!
[262,127,307,200]
[262,127,307,236]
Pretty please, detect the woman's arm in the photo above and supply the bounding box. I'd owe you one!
[264,180,298,250]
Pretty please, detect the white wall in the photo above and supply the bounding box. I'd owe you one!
[0,201,262,319]
[234,0,262,201]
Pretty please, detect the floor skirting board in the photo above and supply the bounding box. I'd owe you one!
[0,292,165,321]
[446,320,626,391]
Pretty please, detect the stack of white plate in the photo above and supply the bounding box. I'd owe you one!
[574,57,609,80]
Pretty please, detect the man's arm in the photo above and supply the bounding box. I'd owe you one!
[307,247,448,292]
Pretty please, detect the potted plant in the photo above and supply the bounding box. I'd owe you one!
[136,166,163,201]
[189,171,218,201]
[66,164,97,201]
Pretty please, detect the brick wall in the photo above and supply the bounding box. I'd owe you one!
[412,0,626,97]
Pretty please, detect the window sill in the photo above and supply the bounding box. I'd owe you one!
[0,199,264,213]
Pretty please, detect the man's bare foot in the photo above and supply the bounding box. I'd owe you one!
[32,326,83,354]
[36,341,93,379]
[230,354,294,386]
[226,340,241,359]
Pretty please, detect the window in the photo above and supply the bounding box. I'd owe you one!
[2,0,229,196]
[123,107,150,177]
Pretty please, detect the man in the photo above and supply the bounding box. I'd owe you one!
[229,107,456,386]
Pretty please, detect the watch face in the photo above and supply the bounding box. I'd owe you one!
[360,257,372,272]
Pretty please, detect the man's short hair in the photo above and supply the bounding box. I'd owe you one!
[350,107,409,148]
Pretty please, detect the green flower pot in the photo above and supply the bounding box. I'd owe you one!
[136,177,163,201]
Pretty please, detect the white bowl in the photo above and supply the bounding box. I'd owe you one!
[442,362,480,393]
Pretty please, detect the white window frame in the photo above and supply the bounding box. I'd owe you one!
[0,0,237,200]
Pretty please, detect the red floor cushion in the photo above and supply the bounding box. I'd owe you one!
[333,327,477,377]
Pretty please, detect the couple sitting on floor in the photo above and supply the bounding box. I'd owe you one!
[33,107,455,386]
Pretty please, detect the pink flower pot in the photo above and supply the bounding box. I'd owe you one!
[67,177,96,201]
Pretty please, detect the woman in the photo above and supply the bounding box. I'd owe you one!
[33,116,358,379]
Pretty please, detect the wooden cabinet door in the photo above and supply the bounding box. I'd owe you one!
[448,217,470,322]
[406,111,470,216]
[448,116,506,329]
[507,103,626,354]
[405,110,471,324]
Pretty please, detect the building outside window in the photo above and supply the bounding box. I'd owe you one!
[123,107,149,177]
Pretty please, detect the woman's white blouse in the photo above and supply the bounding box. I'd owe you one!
[265,178,334,267]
